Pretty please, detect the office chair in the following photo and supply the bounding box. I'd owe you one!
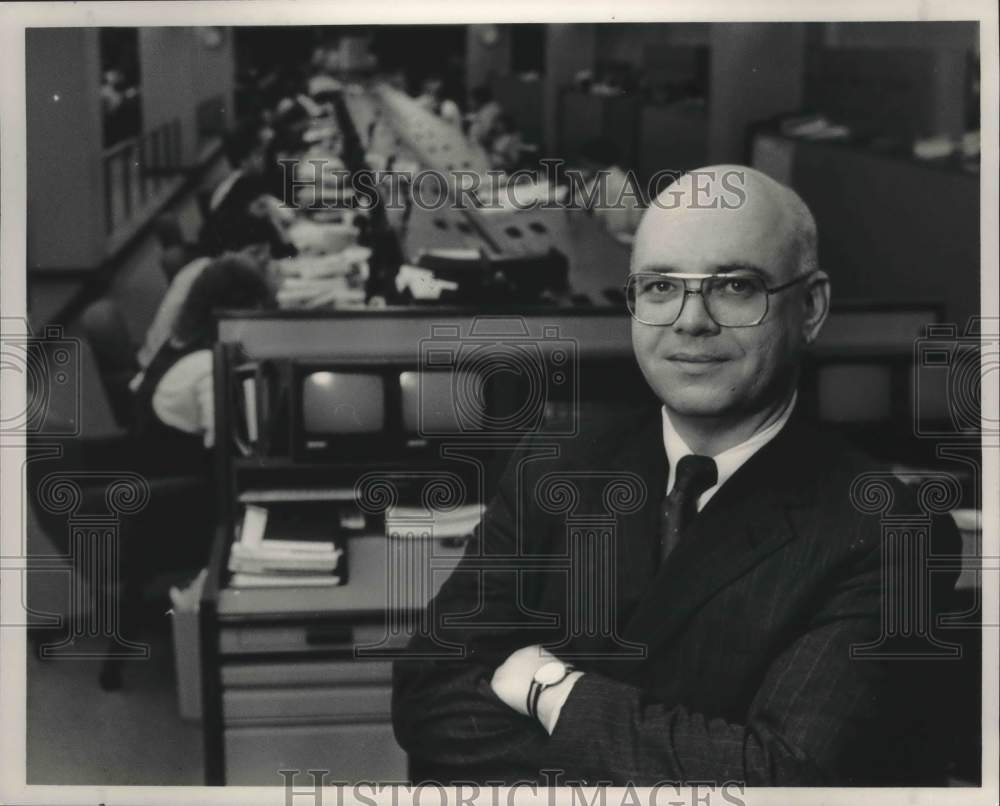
[79,298,140,429]
[39,298,215,691]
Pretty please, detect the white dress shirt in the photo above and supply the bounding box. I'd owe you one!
[132,256,212,382]
[661,391,798,511]
[209,168,244,212]
[151,349,215,448]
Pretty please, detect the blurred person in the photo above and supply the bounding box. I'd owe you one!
[488,114,524,172]
[132,254,276,458]
[132,242,272,388]
[467,85,502,146]
[200,124,297,258]
[416,75,463,128]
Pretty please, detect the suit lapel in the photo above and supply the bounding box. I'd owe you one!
[563,409,665,666]
[619,414,817,661]
[607,413,667,612]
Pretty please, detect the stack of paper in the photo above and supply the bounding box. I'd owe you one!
[385,503,481,540]
[228,505,346,589]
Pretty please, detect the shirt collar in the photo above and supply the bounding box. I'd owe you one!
[661,391,798,510]
[210,168,244,212]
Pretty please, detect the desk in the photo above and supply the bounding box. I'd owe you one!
[283,83,633,310]
[352,82,631,305]
[200,532,468,785]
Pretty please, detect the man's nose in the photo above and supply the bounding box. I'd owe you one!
[672,288,720,335]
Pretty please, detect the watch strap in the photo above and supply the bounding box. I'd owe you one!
[527,663,576,719]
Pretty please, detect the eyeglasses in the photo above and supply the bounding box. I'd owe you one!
[624,271,813,328]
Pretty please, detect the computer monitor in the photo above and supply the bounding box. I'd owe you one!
[294,362,489,459]
[301,371,386,438]
[399,369,486,435]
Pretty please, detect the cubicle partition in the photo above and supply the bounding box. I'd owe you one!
[751,131,979,326]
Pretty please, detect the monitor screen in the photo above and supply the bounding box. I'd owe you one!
[400,370,485,435]
[302,371,386,434]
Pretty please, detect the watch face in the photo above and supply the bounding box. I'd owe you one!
[534,660,566,686]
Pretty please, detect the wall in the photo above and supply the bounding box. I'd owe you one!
[26,26,235,275]
[543,24,597,154]
[26,28,105,271]
[708,23,807,164]
[141,27,235,164]
[466,24,513,103]
[595,22,710,67]
[822,21,978,51]
[809,21,978,139]
[789,139,979,325]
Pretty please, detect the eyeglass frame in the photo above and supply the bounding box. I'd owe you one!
[623,270,816,328]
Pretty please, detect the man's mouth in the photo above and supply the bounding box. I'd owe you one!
[666,353,728,364]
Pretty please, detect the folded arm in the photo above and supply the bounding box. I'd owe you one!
[540,520,959,785]
[391,461,552,775]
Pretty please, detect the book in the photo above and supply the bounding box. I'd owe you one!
[230,502,349,588]
[237,501,345,545]
[229,573,343,588]
[385,503,481,540]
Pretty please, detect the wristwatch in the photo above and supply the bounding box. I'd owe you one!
[527,659,576,719]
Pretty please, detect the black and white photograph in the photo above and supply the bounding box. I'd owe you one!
[0,2,996,804]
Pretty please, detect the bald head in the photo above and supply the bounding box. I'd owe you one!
[633,165,818,281]
[627,164,831,435]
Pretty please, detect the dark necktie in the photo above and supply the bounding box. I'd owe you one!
[660,454,718,565]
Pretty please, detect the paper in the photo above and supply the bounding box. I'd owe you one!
[239,505,268,549]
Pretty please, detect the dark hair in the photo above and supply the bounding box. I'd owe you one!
[171,255,275,346]
[223,124,262,168]
[579,136,620,168]
[471,85,493,106]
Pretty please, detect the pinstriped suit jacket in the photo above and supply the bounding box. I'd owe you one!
[391,407,962,785]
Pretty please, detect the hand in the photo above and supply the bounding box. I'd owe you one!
[248,196,271,219]
[489,645,555,716]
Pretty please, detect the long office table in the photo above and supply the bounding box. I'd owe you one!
[342,82,634,308]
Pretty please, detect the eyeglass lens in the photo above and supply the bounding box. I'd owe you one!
[627,275,768,327]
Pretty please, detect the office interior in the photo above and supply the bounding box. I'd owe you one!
[19,21,983,787]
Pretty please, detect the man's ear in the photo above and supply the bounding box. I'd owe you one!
[801,271,831,345]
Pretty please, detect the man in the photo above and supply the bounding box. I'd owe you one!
[200,125,296,258]
[392,166,960,786]
[415,75,463,129]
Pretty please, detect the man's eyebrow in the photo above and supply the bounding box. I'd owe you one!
[715,262,768,277]
[635,262,769,277]
[635,264,681,274]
